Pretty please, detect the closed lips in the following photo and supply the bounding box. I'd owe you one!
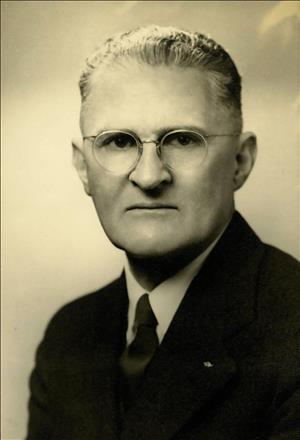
[126,204,177,210]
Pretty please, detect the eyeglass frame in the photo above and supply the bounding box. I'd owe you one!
[83,128,240,172]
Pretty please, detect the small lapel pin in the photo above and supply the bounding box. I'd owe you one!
[203,361,214,368]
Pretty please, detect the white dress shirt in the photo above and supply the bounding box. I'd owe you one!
[124,233,223,345]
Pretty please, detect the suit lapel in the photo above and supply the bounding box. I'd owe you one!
[121,212,265,440]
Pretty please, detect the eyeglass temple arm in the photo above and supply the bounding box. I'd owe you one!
[205,133,240,138]
[83,136,97,140]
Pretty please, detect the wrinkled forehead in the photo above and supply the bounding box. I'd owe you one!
[80,62,233,136]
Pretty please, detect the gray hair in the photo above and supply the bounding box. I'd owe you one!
[79,25,242,130]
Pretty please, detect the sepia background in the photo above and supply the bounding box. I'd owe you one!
[2,1,299,438]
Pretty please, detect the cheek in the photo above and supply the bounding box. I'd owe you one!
[206,152,236,195]
[182,156,235,216]
[87,167,119,218]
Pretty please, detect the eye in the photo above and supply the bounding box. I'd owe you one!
[164,131,205,148]
[99,132,136,150]
[105,133,136,150]
[176,134,194,146]
[165,133,193,145]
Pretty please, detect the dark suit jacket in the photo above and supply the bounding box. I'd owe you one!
[27,212,300,440]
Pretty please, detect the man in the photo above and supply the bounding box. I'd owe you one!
[27,25,300,440]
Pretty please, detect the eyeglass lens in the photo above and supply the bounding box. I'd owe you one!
[93,130,207,172]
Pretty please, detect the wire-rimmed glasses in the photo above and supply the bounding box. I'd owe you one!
[83,129,239,173]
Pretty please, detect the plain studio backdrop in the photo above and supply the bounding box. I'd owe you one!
[1,1,299,439]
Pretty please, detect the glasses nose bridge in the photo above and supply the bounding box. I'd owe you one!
[138,138,162,157]
[140,138,160,147]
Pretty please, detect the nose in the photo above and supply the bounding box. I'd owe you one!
[128,142,172,190]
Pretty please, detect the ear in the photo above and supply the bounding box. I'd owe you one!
[72,138,91,196]
[233,132,257,191]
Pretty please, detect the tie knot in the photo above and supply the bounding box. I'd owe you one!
[134,293,157,330]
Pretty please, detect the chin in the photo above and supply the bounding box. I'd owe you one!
[113,235,182,259]
[114,232,206,262]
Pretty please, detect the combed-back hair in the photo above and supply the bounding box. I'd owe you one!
[79,25,242,129]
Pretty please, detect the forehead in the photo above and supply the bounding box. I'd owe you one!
[80,63,227,136]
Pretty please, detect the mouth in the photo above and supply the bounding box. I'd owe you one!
[126,203,178,211]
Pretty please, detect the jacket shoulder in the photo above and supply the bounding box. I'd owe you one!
[259,244,300,293]
[53,275,122,314]
[41,275,126,345]
[256,244,300,337]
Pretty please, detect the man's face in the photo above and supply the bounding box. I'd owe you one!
[77,63,242,259]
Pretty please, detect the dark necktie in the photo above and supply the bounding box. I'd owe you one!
[119,293,159,409]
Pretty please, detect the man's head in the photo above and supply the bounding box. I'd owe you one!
[73,25,256,260]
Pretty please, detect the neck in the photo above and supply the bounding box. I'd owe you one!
[126,246,206,291]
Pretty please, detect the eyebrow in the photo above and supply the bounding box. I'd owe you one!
[155,125,209,137]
